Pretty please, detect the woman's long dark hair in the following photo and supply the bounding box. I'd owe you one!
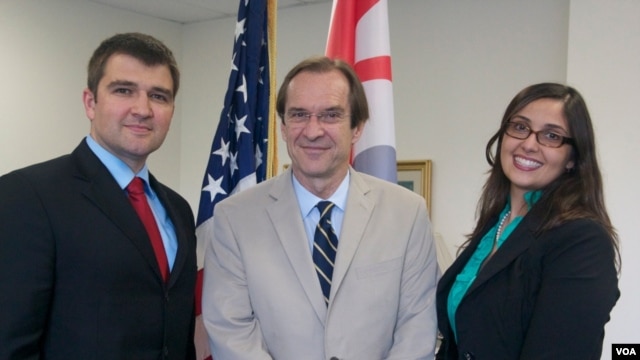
[467,83,619,268]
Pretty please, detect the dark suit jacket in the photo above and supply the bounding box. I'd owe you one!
[436,205,619,360]
[0,140,197,360]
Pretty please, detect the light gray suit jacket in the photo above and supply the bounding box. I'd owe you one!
[202,168,438,360]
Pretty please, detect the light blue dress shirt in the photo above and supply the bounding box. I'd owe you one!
[291,170,349,253]
[85,135,178,270]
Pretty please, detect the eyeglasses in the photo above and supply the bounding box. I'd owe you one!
[285,110,349,126]
[504,120,574,148]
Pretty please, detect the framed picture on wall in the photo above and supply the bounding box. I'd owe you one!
[397,160,432,215]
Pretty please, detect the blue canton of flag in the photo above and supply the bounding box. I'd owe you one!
[196,0,270,227]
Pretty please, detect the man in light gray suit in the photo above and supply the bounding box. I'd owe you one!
[202,56,438,360]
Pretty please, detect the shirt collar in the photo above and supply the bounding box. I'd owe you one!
[523,190,542,209]
[292,170,350,218]
[85,135,150,192]
[507,190,543,212]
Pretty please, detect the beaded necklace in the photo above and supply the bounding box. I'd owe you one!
[489,210,511,257]
[495,210,511,242]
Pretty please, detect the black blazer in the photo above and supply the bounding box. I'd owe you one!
[0,140,197,360]
[436,205,619,360]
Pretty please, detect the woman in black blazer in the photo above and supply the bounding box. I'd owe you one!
[436,83,620,360]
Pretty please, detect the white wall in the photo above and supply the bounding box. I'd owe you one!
[0,0,183,187]
[387,0,569,256]
[567,1,640,356]
[1,1,637,358]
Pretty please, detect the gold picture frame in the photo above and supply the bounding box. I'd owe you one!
[397,160,432,215]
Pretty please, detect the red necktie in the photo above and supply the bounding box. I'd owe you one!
[127,177,169,282]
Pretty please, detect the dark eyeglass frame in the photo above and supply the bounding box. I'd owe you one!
[285,110,350,126]
[504,120,574,148]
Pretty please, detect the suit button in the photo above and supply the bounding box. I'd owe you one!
[463,352,474,360]
[163,346,169,358]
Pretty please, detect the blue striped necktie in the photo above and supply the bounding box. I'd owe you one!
[313,201,339,306]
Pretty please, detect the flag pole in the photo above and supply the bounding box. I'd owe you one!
[266,0,278,179]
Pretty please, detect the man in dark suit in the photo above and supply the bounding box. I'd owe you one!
[0,32,197,360]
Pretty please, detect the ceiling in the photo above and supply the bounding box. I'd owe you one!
[86,0,332,24]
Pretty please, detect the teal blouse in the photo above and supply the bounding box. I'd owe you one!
[447,191,541,340]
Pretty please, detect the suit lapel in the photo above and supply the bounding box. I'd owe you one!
[464,211,542,297]
[149,174,189,288]
[72,141,167,283]
[330,170,373,301]
[266,170,327,321]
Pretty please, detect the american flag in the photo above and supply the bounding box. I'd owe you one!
[194,0,274,358]
[326,0,397,182]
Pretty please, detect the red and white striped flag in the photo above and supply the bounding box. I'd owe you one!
[326,0,397,182]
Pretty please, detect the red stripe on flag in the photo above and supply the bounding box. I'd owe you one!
[326,0,380,65]
[195,268,204,316]
[354,56,392,82]
[355,0,378,23]
[326,0,356,63]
